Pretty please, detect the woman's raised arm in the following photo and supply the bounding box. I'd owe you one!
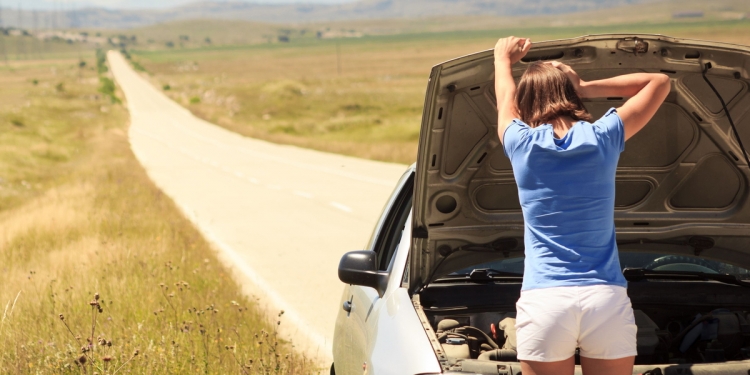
[580,74,670,141]
[549,61,671,141]
[494,37,531,144]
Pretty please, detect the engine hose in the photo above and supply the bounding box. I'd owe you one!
[457,326,500,349]
[701,63,750,167]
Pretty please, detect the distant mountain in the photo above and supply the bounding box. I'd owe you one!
[0,0,652,29]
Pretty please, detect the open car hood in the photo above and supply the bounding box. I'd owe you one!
[410,34,750,292]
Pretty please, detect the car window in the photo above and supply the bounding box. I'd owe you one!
[374,175,413,272]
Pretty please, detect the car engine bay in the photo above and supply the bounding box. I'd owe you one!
[418,281,750,372]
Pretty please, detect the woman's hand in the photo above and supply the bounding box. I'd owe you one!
[494,37,531,65]
[545,61,587,97]
[494,37,530,143]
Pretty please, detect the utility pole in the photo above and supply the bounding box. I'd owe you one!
[61,0,66,30]
[336,41,341,76]
[0,0,6,64]
[33,9,40,59]
[16,2,23,60]
[73,1,82,73]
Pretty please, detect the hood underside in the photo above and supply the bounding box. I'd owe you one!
[411,34,750,291]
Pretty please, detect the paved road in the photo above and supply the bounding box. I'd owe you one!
[108,52,408,364]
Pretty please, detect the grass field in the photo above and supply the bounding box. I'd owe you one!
[0,54,314,373]
[130,18,750,164]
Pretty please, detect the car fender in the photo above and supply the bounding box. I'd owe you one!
[365,287,442,375]
[365,218,442,375]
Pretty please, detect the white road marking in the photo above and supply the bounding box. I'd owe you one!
[330,202,353,213]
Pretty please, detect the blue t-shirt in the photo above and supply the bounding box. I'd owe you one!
[502,108,627,291]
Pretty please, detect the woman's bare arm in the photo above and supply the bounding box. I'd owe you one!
[547,62,671,141]
[494,37,531,144]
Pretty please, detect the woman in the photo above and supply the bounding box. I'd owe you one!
[493,36,670,375]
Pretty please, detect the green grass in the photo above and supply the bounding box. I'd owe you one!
[0,53,315,373]
[130,19,750,164]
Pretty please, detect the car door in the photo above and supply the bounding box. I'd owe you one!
[334,169,413,374]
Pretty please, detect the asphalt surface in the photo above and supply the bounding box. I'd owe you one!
[108,51,408,363]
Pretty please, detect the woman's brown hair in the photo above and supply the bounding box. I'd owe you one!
[515,61,592,127]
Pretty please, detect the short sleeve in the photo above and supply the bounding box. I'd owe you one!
[593,107,625,153]
[502,119,530,159]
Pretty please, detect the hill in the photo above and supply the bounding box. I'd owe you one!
[0,0,683,29]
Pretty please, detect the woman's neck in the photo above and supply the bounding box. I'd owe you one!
[549,116,578,139]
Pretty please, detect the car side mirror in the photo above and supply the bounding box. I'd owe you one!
[338,250,388,297]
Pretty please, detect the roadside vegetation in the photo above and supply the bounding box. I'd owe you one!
[129,18,750,164]
[0,54,314,373]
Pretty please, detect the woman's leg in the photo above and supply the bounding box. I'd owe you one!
[521,356,575,375]
[580,356,635,375]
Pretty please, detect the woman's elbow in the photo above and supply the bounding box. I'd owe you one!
[655,73,671,89]
[652,73,671,99]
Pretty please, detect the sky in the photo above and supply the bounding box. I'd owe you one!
[1,0,358,10]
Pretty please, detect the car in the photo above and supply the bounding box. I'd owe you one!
[331,34,750,375]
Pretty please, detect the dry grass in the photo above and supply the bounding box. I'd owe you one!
[96,0,749,49]
[0,53,316,373]
[0,35,93,62]
[130,19,750,164]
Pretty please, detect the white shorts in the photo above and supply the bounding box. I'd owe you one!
[515,284,637,362]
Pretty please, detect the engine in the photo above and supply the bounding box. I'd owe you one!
[431,308,750,366]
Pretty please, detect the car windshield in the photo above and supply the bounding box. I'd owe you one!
[450,252,750,280]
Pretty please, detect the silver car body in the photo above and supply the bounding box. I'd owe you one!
[333,34,750,375]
